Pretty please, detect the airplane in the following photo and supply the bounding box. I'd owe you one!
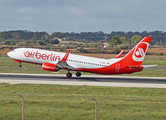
[7,36,157,78]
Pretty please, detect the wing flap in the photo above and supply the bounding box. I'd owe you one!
[57,61,76,70]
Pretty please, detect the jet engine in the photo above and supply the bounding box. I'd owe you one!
[42,63,60,72]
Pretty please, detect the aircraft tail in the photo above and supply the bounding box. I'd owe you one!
[121,36,152,65]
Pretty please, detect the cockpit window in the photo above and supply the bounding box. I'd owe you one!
[13,48,19,52]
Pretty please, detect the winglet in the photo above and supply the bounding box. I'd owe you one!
[116,50,124,59]
[61,51,70,62]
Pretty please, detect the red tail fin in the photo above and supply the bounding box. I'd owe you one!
[121,37,152,65]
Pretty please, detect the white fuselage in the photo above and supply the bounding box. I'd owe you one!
[7,48,122,69]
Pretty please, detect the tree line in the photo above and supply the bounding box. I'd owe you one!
[0,30,166,45]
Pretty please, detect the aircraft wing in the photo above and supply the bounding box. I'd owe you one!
[116,50,124,59]
[142,65,158,68]
[57,61,76,70]
[57,51,76,70]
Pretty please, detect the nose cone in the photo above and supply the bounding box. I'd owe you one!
[7,51,13,58]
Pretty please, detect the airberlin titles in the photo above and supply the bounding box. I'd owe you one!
[24,50,61,61]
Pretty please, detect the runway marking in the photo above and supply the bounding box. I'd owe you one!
[0,73,166,88]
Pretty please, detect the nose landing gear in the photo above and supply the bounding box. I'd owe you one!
[18,62,22,68]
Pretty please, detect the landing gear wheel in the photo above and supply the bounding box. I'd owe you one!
[76,72,81,77]
[18,64,22,68]
[66,73,72,78]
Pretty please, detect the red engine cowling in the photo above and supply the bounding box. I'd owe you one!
[42,63,59,72]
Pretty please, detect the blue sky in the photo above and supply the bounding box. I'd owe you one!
[0,0,166,34]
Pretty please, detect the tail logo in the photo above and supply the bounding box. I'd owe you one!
[135,48,145,57]
[132,42,149,62]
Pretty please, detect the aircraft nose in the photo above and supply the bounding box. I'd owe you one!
[7,51,13,57]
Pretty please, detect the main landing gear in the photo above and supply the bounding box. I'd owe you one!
[66,71,81,78]
[66,72,72,78]
[76,72,81,77]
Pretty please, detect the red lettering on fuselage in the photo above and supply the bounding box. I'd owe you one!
[24,50,60,62]
[36,51,41,59]
[41,53,47,60]
[24,51,30,57]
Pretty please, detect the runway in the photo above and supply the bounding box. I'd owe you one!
[0,73,166,88]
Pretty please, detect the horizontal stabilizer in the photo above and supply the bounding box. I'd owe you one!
[142,65,158,68]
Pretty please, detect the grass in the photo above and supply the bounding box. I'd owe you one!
[122,69,166,77]
[0,56,166,119]
[1,83,166,119]
[142,60,166,67]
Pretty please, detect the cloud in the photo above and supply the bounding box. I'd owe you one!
[0,0,166,34]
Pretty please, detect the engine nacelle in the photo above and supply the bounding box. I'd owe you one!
[42,63,59,72]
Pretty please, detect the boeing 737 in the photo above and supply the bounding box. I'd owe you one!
[7,36,157,77]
